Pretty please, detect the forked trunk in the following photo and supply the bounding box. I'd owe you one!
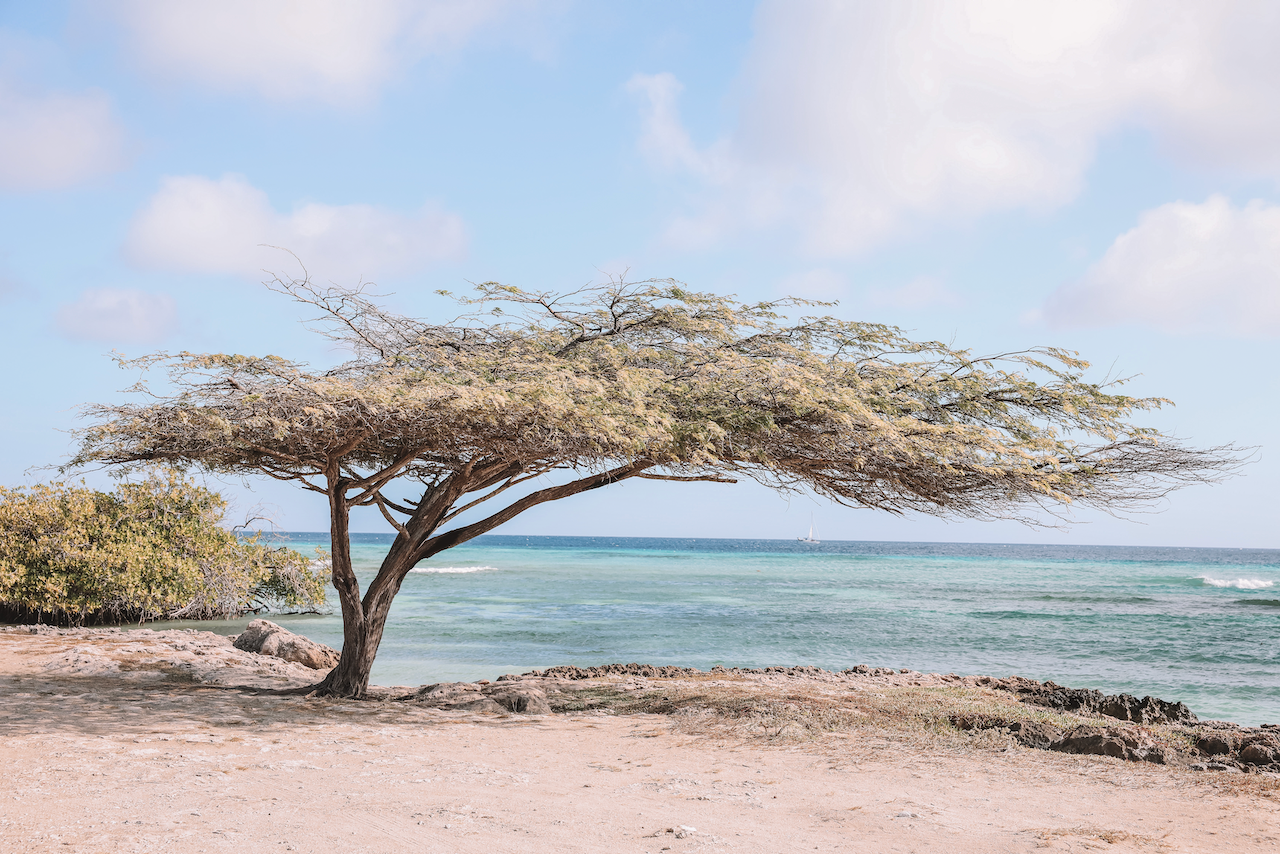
[310,462,649,698]
[314,569,408,697]
[311,482,416,698]
[313,601,391,697]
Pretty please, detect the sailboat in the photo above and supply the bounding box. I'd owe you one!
[797,517,820,544]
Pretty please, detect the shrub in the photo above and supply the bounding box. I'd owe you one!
[0,470,329,625]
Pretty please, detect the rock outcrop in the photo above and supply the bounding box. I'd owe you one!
[526,663,703,680]
[951,714,1172,764]
[233,620,340,670]
[974,675,1198,725]
[1007,720,1064,750]
[411,680,551,715]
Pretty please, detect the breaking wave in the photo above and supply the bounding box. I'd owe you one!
[409,565,500,574]
[1198,576,1275,590]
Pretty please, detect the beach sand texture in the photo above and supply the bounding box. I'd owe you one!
[2,629,1278,853]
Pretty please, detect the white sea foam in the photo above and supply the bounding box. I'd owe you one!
[409,566,499,574]
[1198,576,1275,590]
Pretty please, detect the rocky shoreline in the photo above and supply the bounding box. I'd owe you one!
[6,620,1279,777]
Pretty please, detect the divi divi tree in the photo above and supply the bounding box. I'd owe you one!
[70,276,1239,697]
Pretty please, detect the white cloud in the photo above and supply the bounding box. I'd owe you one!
[0,79,126,191]
[56,288,178,344]
[636,0,1280,255]
[1044,195,1280,335]
[125,174,467,282]
[103,0,528,103]
[626,73,711,175]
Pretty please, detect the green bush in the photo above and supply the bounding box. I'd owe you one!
[0,470,329,625]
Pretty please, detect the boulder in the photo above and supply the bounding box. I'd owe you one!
[1135,746,1169,765]
[1237,735,1280,766]
[1196,734,1236,757]
[1008,720,1064,750]
[232,620,340,670]
[414,682,504,713]
[1100,693,1197,725]
[995,678,1198,725]
[488,686,552,715]
[413,681,549,715]
[1239,743,1276,766]
[1055,727,1130,760]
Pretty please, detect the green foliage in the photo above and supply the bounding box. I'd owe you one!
[0,470,328,625]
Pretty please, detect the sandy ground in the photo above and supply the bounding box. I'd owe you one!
[2,630,1279,853]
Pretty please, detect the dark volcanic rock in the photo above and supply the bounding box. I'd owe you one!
[1017,682,1106,716]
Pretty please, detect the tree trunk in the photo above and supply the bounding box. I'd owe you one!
[311,480,378,697]
[311,462,651,698]
[312,485,416,697]
[315,578,404,697]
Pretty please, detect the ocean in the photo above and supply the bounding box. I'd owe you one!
[160,535,1280,726]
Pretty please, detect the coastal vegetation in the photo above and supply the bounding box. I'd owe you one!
[0,470,328,625]
[68,275,1240,697]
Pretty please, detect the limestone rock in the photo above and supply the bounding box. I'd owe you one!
[528,662,702,680]
[488,686,552,715]
[1239,738,1280,766]
[1054,726,1131,760]
[1008,721,1064,750]
[1050,725,1171,764]
[1196,734,1236,757]
[1099,693,1197,725]
[232,620,339,670]
[994,678,1197,725]
[411,681,547,715]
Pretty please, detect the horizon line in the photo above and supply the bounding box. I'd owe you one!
[237,531,1277,551]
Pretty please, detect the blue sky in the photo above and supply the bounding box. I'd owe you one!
[2,1,1278,547]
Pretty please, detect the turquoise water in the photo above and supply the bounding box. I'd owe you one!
[163,535,1280,726]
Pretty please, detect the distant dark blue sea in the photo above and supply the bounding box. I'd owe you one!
[164,535,1280,726]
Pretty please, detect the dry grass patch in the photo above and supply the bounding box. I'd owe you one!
[546,677,1226,766]
[1032,825,1171,850]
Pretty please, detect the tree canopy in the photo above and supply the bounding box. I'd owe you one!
[69,276,1239,695]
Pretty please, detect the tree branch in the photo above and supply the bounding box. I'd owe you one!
[635,472,739,483]
[414,460,656,562]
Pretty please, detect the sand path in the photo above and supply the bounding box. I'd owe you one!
[2,630,1278,853]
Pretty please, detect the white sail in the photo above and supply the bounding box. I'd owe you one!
[797,518,820,544]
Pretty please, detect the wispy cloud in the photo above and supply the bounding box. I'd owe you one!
[125,173,467,282]
[0,76,126,191]
[101,0,541,105]
[1044,195,1280,335]
[56,288,178,344]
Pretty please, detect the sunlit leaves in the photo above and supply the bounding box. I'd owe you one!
[0,470,328,625]
[70,277,1237,527]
